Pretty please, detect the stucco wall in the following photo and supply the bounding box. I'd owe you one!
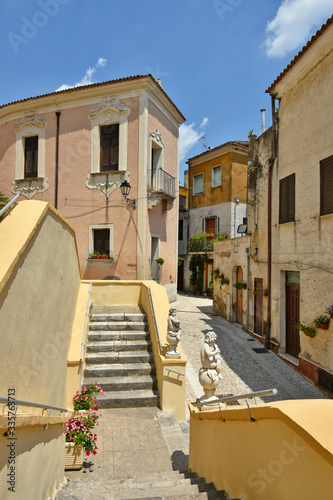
[270,33,333,370]
[189,202,247,239]
[0,201,80,409]
[189,400,333,500]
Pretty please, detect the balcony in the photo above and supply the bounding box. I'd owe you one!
[147,168,176,211]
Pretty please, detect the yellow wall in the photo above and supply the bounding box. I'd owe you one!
[0,201,81,410]
[189,400,333,499]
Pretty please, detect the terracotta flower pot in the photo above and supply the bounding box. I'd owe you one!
[318,323,329,330]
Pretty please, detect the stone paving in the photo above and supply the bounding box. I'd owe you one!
[174,292,328,420]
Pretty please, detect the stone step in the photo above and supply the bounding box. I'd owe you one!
[96,389,159,408]
[89,321,148,332]
[84,362,156,378]
[85,351,154,364]
[87,340,151,352]
[90,312,146,323]
[84,375,158,391]
[88,330,149,341]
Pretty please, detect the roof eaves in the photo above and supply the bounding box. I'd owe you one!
[266,15,333,94]
[186,140,249,164]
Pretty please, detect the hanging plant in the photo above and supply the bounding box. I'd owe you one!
[233,281,247,290]
[325,304,333,319]
[296,322,317,338]
[314,315,330,330]
[157,257,165,265]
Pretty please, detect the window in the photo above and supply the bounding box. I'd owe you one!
[320,155,333,216]
[100,124,119,172]
[205,217,216,235]
[178,219,183,240]
[24,136,38,178]
[212,165,221,187]
[279,173,295,224]
[193,173,204,195]
[93,229,110,256]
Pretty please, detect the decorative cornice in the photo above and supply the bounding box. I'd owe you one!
[12,177,49,200]
[14,111,46,133]
[89,97,130,122]
[86,170,130,199]
[150,129,164,148]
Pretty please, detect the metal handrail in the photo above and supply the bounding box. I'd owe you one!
[0,397,68,413]
[149,285,163,352]
[166,368,185,377]
[193,388,278,409]
[0,194,20,217]
[80,281,92,361]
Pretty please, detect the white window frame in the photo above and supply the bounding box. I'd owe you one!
[88,223,114,260]
[193,172,204,195]
[14,112,47,180]
[89,97,130,173]
[212,165,222,188]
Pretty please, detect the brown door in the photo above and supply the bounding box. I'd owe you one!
[206,218,216,236]
[254,278,263,335]
[286,282,300,358]
[177,261,184,291]
[236,266,243,324]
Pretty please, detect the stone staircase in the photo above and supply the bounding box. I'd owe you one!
[84,305,159,408]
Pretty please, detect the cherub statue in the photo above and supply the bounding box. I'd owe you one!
[165,308,181,358]
[198,331,223,401]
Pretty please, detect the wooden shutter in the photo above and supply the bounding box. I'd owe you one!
[320,155,333,216]
[100,124,119,172]
[24,136,38,178]
[279,174,295,224]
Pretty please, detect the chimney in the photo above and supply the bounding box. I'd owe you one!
[260,109,266,134]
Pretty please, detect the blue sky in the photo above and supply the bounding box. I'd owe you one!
[1,0,332,182]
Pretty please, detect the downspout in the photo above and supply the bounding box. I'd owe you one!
[55,111,61,209]
[266,95,276,349]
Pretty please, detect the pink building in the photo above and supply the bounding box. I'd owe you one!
[0,75,185,300]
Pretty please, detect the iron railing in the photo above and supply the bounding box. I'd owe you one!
[0,194,19,218]
[148,169,175,197]
[193,388,277,411]
[1,396,68,414]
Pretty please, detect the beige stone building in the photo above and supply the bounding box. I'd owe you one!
[0,75,185,301]
[213,16,333,392]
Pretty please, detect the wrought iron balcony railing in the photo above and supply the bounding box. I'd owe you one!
[148,169,175,198]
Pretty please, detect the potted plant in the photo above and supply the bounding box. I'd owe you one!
[66,382,104,469]
[206,231,214,240]
[233,281,247,290]
[261,289,268,297]
[296,322,317,338]
[325,304,333,319]
[88,252,100,259]
[213,268,220,276]
[253,288,261,296]
[220,275,230,286]
[100,253,109,259]
[157,257,165,265]
[314,315,331,330]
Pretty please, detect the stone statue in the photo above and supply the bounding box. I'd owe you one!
[165,308,181,358]
[198,331,223,402]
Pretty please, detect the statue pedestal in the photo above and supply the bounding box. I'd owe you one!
[165,349,181,359]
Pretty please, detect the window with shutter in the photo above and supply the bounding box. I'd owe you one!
[93,228,110,256]
[193,173,204,195]
[320,155,333,216]
[279,173,295,224]
[24,136,38,178]
[100,124,119,172]
[212,165,222,187]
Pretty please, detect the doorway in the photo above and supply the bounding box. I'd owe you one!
[150,236,160,280]
[236,266,243,324]
[254,278,263,335]
[286,272,300,358]
[205,260,213,294]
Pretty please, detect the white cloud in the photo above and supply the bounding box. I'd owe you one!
[56,58,107,91]
[179,119,208,162]
[264,0,333,58]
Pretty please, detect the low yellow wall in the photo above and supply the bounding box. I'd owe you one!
[189,400,333,499]
[141,281,187,421]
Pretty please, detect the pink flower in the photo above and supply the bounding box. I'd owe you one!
[69,436,73,441]
[94,435,97,441]
[94,381,97,385]
[86,451,90,456]
[100,391,104,396]
[99,413,102,417]
[93,450,97,455]
[93,405,98,411]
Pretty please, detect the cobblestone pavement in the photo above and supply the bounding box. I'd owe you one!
[174,293,328,419]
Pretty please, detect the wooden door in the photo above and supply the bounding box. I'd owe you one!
[254,278,263,335]
[177,261,184,291]
[286,283,300,358]
[236,266,243,324]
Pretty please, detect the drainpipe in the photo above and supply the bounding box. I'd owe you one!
[246,247,250,333]
[55,111,61,209]
[260,109,266,134]
[266,96,276,349]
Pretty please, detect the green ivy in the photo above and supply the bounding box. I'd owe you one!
[189,254,207,294]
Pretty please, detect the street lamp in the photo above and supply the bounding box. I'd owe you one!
[120,180,136,210]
